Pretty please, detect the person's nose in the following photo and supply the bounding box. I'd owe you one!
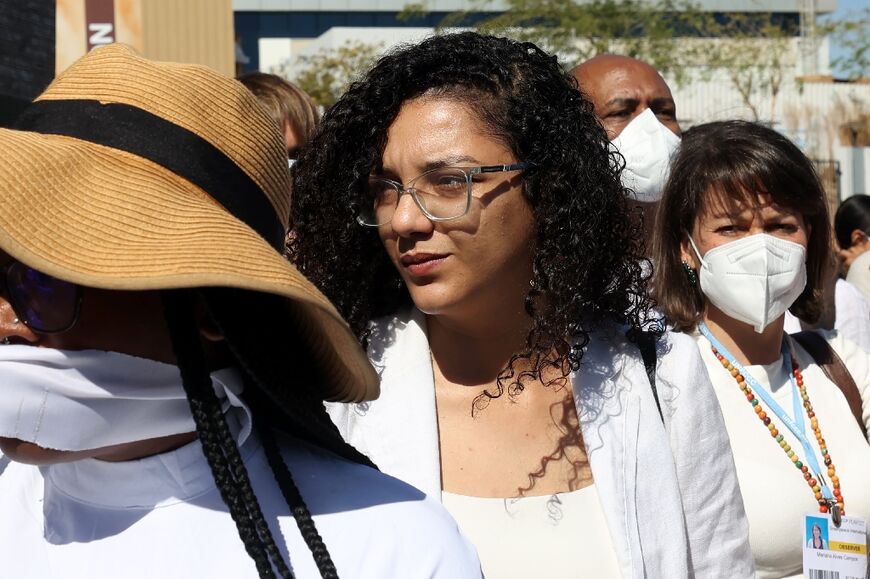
[390,190,434,238]
[748,221,767,236]
[0,295,38,344]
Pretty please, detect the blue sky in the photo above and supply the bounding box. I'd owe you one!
[827,0,867,77]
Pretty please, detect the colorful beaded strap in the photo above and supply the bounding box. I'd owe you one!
[699,322,844,523]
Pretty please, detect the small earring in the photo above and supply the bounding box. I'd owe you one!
[2,318,20,344]
[681,261,698,287]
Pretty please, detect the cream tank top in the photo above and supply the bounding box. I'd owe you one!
[442,484,621,578]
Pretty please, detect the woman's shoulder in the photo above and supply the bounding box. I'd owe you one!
[275,436,433,514]
[792,329,869,373]
[582,323,719,423]
[657,327,704,357]
[789,329,870,435]
[590,324,707,377]
[628,326,724,429]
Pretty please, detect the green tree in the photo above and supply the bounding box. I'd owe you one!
[420,1,798,122]
[823,7,869,80]
[686,12,795,122]
[293,40,383,107]
[406,1,863,123]
[414,0,703,81]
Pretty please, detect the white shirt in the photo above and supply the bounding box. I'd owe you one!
[0,433,482,578]
[693,331,870,578]
[784,278,870,353]
[847,250,870,307]
[328,308,754,578]
[442,485,621,578]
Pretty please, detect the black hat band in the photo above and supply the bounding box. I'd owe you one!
[14,99,285,250]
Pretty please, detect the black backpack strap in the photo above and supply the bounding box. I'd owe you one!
[629,328,663,423]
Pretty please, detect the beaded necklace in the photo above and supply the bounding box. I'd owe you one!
[699,323,844,522]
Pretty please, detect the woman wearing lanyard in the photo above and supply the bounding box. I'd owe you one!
[652,120,870,578]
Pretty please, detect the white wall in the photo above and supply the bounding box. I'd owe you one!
[837,147,870,200]
[258,38,294,72]
[268,26,434,77]
[670,75,870,160]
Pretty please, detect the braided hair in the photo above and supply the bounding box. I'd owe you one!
[162,288,370,578]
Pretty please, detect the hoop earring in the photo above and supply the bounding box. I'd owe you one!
[681,261,698,287]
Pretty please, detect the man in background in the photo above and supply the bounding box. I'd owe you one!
[572,55,681,241]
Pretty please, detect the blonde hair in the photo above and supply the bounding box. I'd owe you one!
[237,72,320,150]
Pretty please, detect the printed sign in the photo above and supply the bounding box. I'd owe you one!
[85,0,115,51]
[56,0,142,75]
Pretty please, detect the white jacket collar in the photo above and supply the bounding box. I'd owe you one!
[328,308,690,577]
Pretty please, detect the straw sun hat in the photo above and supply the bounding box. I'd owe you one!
[0,44,378,403]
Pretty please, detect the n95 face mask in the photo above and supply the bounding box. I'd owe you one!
[611,107,681,203]
[689,233,807,333]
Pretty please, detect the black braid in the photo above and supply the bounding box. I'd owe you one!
[201,287,375,578]
[255,418,339,579]
[162,290,294,579]
[167,286,370,577]
[210,395,295,579]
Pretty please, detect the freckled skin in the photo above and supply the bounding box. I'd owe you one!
[682,192,812,366]
[680,192,809,268]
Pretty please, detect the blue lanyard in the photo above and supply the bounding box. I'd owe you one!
[699,323,835,502]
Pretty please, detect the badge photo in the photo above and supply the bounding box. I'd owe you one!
[802,513,868,579]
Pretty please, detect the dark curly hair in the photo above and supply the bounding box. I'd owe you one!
[289,32,652,400]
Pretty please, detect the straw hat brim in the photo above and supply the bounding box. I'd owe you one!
[0,128,378,403]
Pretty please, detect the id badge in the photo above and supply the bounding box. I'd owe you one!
[803,513,868,579]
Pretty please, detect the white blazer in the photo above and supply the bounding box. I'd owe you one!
[328,308,754,578]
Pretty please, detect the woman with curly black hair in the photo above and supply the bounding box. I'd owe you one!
[290,32,752,577]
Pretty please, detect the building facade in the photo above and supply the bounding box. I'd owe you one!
[233,0,870,199]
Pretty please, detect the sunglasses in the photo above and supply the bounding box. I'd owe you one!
[1,261,82,333]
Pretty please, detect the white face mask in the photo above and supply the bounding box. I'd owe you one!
[0,346,251,453]
[689,233,807,333]
[611,107,681,203]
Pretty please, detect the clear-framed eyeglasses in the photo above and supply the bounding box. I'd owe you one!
[356,163,532,227]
